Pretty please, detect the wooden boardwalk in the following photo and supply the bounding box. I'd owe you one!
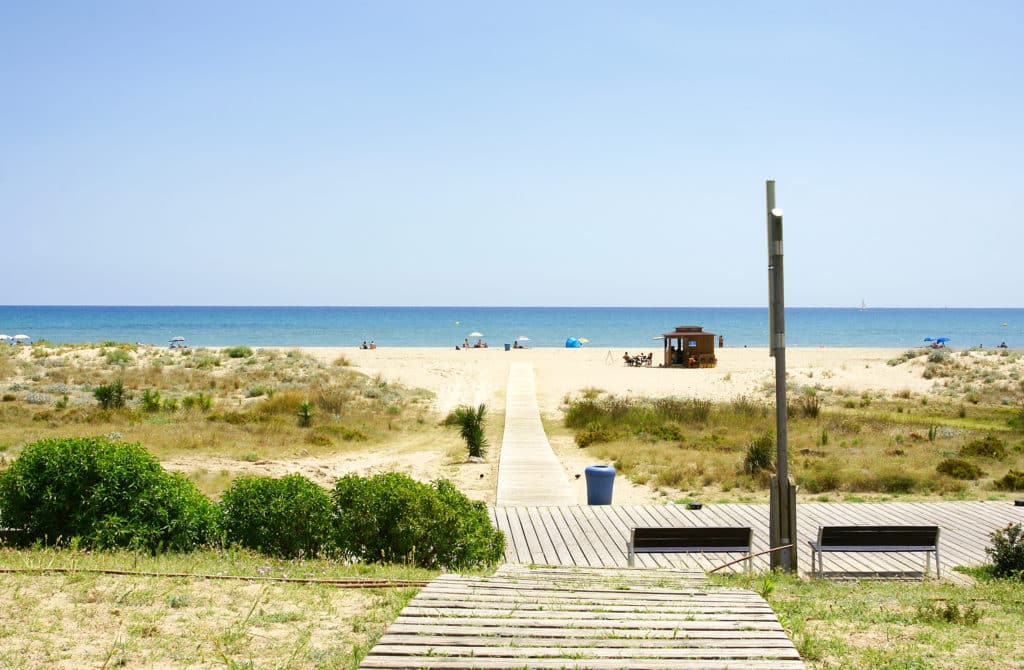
[491,501,1024,579]
[495,363,576,506]
[360,565,805,670]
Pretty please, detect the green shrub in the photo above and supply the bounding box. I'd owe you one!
[332,473,504,569]
[297,401,314,427]
[2,394,15,402]
[0,436,219,551]
[986,523,1024,579]
[141,388,162,413]
[246,386,267,398]
[575,422,618,447]
[223,346,253,359]
[93,379,127,409]
[799,394,821,419]
[870,470,919,493]
[936,458,983,480]
[220,474,332,558]
[743,432,774,475]
[451,404,488,458]
[796,467,841,493]
[182,392,212,411]
[162,397,179,412]
[961,434,1008,460]
[104,348,132,366]
[994,470,1024,491]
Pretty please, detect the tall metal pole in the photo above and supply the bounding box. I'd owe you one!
[767,180,797,573]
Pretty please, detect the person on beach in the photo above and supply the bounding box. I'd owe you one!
[719,335,724,348]
[369,341,376,349]
[360,341,368,349]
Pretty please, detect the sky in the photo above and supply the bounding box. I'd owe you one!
[1,1,1022,307]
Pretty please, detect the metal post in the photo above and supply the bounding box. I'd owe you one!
[766,180,797,573]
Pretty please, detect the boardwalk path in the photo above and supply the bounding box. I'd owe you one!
[495,362,576,506]
[360,565,805,670]
[491,501,1024,579]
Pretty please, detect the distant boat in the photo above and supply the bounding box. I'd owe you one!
[860,298,867,311]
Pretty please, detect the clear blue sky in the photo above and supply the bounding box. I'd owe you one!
[2,1,1021,307]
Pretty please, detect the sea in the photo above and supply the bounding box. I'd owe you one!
[0,306,1021,349]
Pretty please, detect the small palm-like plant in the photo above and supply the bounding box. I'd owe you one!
[297,401,314,427]
[453,403,488,459]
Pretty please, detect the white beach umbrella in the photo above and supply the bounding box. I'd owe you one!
[517,336,530,341]
[468,332,483,338]
[12,334,29,341]
[0,334,10,341]
[169,336,186,342]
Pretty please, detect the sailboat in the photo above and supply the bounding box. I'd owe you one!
[860,298,867,311]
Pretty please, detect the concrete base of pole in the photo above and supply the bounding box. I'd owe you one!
[769,475,798,573]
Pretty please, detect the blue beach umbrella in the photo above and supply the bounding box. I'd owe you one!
[923,337,934,342]
[936,337,951,344]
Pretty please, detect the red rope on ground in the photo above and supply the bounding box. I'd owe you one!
[0,566,430,588]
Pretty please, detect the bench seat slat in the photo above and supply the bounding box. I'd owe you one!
[627,527,753,569]
[809,525,941,579]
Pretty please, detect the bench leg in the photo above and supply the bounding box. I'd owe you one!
[627,543,635,568]
[934,548,941,579]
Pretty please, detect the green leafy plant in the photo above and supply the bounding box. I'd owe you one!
[332,473,504,569]
[93,379,127,409]
[451,403,488,458]
[994,470,1024,491]
[297,401,314,427]
[220,474,333,558]
[961,434,1007,460]
[182,392,212,411]
[104,348,132,366]
[799,394,821,419]
[985,523,1024,579]
[0,436,219,551]
[141,388,162,413]
[743,432,774,475]
[936,458,982,480]
[223,346,253,359]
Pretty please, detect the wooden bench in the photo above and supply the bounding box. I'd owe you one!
[808,525,941,578]
[626,527,753,570]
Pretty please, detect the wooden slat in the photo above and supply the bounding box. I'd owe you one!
[359,566,805,670]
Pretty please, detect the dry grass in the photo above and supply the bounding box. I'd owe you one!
[0,547,433,669]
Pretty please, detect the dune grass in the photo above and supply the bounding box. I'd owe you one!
[0,546,435,669]
[714,570,1024,669]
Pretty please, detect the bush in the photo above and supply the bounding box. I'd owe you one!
[220,474,333,558]
[182,392,213,411]
[994,470,1024,491]
[575,423,618,447]
[986,523,1024,579]
[332,473,504,569]
[297,401,314,427]
[936,458,983,480]
[141,388,162,413]
[93,379,127,409]
[105,349,132,366]
[223,346,253,359]
[799,394,821,419]
[961,434,1008,460]
[451,404,488,458]
[743,432,774,475]
[0,436,219,551]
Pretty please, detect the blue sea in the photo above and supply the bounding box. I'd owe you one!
[1,306,1021,349]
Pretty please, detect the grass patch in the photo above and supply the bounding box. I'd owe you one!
[714,571,1024,669]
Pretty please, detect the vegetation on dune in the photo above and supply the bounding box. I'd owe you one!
[562,377,1024,499]
[447,403,489,458]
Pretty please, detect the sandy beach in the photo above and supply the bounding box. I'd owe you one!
[301,346,926,417]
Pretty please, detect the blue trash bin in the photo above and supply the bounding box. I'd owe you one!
[504,343,511,351]
[585,465,615,505]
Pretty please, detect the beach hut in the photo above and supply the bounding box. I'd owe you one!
[662,326,717,368]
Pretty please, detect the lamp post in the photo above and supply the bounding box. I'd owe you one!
[766,180,797,573]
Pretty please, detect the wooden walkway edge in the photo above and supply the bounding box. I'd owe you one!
[359,565,805,670]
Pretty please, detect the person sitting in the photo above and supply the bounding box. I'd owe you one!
[360,341,368,349]
[623,352,631,366]
[646,352,653,367]
[512,340,519,349]
[999,341,1009,348]
[369,340,376,349]
[475,339,483,348]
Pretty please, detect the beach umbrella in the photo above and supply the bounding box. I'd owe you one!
[936,337,951,344]
[12,334,29,341]
[169,336,186,342]
[0,334,10,341]
[468,332,483,338]
[923,337,934,342]
[652,335,665,340]
[517,336,530,341]
[579,338,589,344]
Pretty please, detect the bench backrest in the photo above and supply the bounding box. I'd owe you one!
[631,526,752,550]
[818,525,939,547]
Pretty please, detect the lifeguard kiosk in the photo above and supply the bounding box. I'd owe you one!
[662,326,717,368]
